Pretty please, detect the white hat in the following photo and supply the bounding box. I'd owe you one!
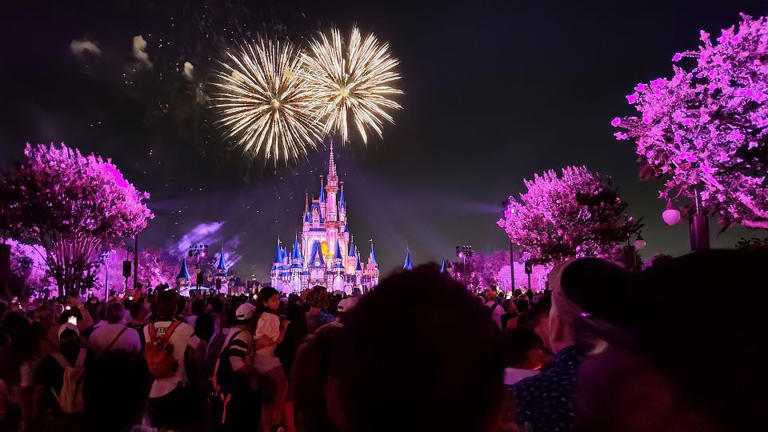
[337,297,359,313]
[235,303,257,321]
[58,323,79,339]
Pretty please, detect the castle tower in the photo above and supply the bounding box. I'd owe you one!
[403,247,414,270]
[271,146,378,293]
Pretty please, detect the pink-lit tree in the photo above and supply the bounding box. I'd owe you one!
[613,14,768,229]
[94,248,177,295]
[498,166,641,265]
[0,143,153,297]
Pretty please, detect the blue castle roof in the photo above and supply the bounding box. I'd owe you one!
[348,238,356,257]
[309,241,325,267]
[369,242,378,266]
[339,186,345,209]
[273,240,283,264]
[440,258,447,274]
[177,258,190,279]
[403,249,413,270]
[319,184,326,203]
[291,237,302,260]
[356,256,363,272]
[217,249,227,271]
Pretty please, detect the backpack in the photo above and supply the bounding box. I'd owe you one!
[50,348,87,414]
[145,321,182,378]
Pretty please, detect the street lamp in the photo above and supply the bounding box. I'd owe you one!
[99,250,114,302]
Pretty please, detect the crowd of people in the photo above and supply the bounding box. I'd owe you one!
[0,249,765,432]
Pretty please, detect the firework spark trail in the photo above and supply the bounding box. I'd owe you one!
[212,40,321,163]
[302,26,402,145]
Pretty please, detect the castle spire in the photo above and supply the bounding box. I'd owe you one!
[305,189,309,214]
[217,248,227,271]
[177,258,190,280]
[403,246,413,270]
[369,240,378,266]
[339,182,345,209]
[328,140,337,178]
[440,258,447,274]
[319,176,326,203]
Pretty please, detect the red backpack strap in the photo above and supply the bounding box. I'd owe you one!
[161,320,182,346]
[148,322,157,340]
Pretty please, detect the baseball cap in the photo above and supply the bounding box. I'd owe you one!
[58,323,80,339]
[235,302,257,321]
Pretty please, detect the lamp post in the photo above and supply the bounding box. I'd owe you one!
[99,250,114,302]
[502,198,515,292]
[456,245,474,289]
[661,195,709,252]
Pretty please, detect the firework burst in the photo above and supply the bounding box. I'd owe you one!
[302,26,402,144]
[212,40,321,163]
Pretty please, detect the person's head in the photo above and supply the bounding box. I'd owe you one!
[256,287,280,313]
[502,327,548,370]
[234,302,258,331]
[194,313,215,343]
[105,302,125,324]
[484,287,497,301]
[514,297,530,314]
[58,323,81,360]
[84,350,151,432]
[549,258,628,353]
[33,304,56,328]
[128,301,148,322]
[320,264,504,432]
[572,250,768,432]
[306,285,329,310]
[190,299,205,316]
[155,290,179,321]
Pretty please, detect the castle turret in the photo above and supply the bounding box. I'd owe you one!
[403,248,414,270]
[325,142,339,221]
[177,258,190,280]
[440,258,448,274]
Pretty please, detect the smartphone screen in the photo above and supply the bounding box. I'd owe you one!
[67,316,78,325]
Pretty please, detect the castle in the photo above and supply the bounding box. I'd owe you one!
[270,145,380,293]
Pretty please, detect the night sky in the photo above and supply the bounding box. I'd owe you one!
[2,0,767,279]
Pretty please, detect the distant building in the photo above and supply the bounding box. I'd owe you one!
[270,145,379,294]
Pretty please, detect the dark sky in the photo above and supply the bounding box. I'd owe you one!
[2,0,767,279]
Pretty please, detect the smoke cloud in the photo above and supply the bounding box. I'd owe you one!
[132,35,153,69]
[183,61,194,81]
[70,39,101,58]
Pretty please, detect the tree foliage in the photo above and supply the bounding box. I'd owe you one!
[498,166,640,265]
[614,14,768,229]
[0,143,153,296]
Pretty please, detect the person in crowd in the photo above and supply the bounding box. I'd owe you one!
[293,265,503,432]
[32,304,59,358]
[305,287,334,334]
[186,299,205,329]
[143,289,195,430]
[276,303,308,432]
[83,350,153,432]
[215,302,261,431]
[88,302,141,355]
[0,379,21,432]
[502,327,549,386]
[253,287,290,432]
[34,323,89,431]
[517,291,551,352]
[508,258,629,432]
[514,296,530,314]
[126,301,150,350]
[0,311,37,432]
[500,299,519,330]
[484,287,504,328]
[570,250,768,432]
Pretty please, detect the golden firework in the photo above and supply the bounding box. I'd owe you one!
[212,40,321,163]
[302,26,402,144]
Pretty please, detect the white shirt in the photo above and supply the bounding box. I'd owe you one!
[486,300,503,329]
[254,312,280,357]
[89,323,142,355]
[143,321,195,398]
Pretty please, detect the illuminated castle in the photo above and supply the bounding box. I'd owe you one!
[270,145,380,293]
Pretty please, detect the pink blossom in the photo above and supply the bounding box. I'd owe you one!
[611,117,622,127]
[672,52,684,62]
